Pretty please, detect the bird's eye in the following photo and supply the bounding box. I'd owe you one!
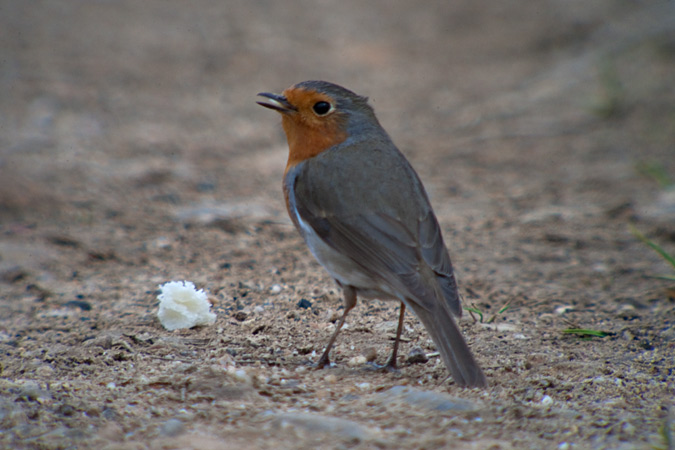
[312,101,332,116]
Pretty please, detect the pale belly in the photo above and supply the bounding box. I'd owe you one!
[295,210,399,301]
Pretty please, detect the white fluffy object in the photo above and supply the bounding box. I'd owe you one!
[157,281,216,331]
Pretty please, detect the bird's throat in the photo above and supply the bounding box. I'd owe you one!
[282,115,348,171]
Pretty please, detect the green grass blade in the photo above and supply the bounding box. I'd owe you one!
[562,328,610,338]
[497,304,510,315]
[463,307,483,323]
[654,274,675,281]
[636,161,673,188]
[629,224,675,269]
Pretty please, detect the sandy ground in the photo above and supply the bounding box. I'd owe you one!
[1,1,674,449]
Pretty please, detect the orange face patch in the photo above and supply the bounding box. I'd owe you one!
[281,86,349,171]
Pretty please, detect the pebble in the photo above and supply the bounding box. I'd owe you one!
[347,355,367,367]
[160,418,185,437]
[297,299,312,309]
[35,364,55,377]
[18,381,51,402]
[616,304,640,320]
[361,347,378,362]
[234,311,248,321]
[56,403,76,417]
[554,305,574,315]
[325,309,342,323]
[324,374,338,384]
[380,386,478,412]
[621,421,636,436]
[479,322,517,332]
[373,321,398,334]
[152,236,173,250]
[101,407,119,420]
[642,187,675,219]
[406,347,428,364]
[228,367,252,385]
[269,412,376,443]
[97,422,124,441]
[64,300,92,311]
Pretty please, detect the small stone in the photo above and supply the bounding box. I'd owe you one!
[621,420,636,436]
[196,182,216,192]
[98,422,124,441]
[0,266,27,283]
[160,418,185,437]
[406,347,429,364]
[18,381,50,402]
[234,311,248,321]
[324,374,338,384]
[638,339,654,350]
[617,304,639,321]
[373,321,398,334]
[555,305,574,315]
[56,403,76,417]
[35,364,55,377]
[348,355,367,367]
[361,347,378,362]
[297,299,312,309]
[540,395,553,406]
[381,386,478,412]
[325,309,342,323]
[269,412,376,443]
[101,407,119,420]
[228,367,253,385]
[153,236,173,249]
[64,300,92,311]
[479,322,518,332]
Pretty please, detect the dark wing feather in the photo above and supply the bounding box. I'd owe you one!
[418,211,462,317]
[292,142,460,315]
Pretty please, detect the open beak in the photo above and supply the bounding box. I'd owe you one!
[256,92,297,113]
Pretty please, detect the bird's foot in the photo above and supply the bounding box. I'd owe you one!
[315,354,333,369]
[382,357,400,373]
[364,359,401,374]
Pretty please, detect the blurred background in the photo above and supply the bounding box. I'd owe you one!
[1,0,673,223]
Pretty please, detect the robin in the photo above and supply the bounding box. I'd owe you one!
[257,80,486,388]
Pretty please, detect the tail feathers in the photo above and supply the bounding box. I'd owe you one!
[437,272,462,317]
[409,302,486,388]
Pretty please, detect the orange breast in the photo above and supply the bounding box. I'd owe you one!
[282,113,347,172]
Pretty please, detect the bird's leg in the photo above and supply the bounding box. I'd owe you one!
[317,286,357,368]
[384,302,406,370]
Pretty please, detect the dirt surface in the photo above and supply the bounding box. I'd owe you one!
[1,1,674,449]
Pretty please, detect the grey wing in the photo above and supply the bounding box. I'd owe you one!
[292,142,462,316]
[418,210,462,317]
[294,185,457,314]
